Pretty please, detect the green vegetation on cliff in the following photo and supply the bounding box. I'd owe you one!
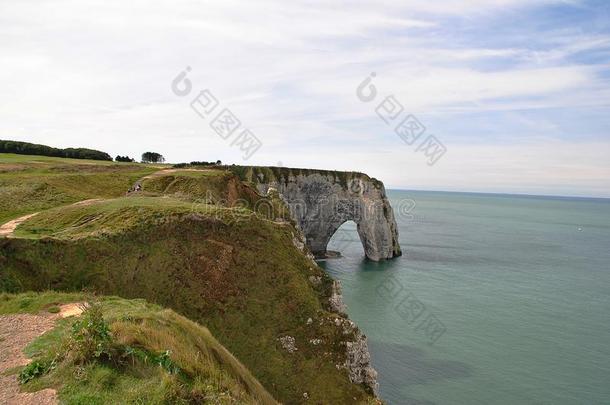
[0,153,379,404]
[1,291,276,404]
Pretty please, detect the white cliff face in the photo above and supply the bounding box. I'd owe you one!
[255,170,402,261]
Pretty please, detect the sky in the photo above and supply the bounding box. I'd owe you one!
[1,0,609,197]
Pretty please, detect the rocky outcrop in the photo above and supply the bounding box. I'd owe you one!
[329,280,347,314]
[333,316,379,395]
[345,329,378,394]
[234,167,402,261]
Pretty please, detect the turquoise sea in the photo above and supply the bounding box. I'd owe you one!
[320,190,610,405]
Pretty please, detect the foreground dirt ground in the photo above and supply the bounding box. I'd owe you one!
[0,304,84,405]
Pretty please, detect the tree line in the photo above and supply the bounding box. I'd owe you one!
[0,140,113,161]
[140,152,165,163]
[117,153,166,163]
[0,140,226,166]
[173,160,222,168]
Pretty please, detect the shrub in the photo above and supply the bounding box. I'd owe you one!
[19,359,55,383]
[69,302,113,363]
[115,155,135,162]
[123,346,180,375]
[0,274,21,293]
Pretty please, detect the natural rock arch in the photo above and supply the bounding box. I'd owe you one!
[245,168,402,261]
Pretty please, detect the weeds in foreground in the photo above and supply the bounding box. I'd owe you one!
[68,302,113,363]
[16,298,269,404]
[19,359,56,384]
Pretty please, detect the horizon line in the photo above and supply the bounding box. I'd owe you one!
[387,188,610,201]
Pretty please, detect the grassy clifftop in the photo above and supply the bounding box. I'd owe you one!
[1,291,276,404]
[0,154,379,404]
[0,153,160,224]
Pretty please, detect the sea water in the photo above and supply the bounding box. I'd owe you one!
[320,190,610,405]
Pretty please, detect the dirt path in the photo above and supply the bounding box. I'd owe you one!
[0,213,40,238]
[0,304,85,405]
[140,168,212,181]
[0,199,104,238]
[70,198,104,207]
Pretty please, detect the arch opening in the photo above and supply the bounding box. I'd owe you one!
[326,220,363,258]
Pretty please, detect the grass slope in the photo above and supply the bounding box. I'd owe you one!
[0,153,161,223]
[1,291,276,404]
[140,169,292,223]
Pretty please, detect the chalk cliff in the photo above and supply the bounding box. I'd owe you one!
[232,167,402,261]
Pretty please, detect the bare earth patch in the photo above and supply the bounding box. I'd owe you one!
[0,314,57,404]
[140,168,211,180]
[0,302,85,404]
[58,303,86,318]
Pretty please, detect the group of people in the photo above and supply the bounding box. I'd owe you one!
[126,183,142,195]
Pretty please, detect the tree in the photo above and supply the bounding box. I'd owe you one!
[115,155,135,162]
[216,159,222,165]
[141,152,165,163]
